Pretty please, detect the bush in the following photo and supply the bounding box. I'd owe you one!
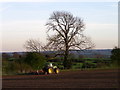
[2,60,32,75]
[111,47,120,65]
[24,52,46,70]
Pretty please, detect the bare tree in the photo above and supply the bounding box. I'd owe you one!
[24,39,44,53]
[46,11,94,69]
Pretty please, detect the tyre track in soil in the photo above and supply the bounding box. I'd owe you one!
[2,69,119,89]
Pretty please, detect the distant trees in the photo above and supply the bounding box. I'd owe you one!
[111,47,120,65]
[46,11,94,69]
[2,53,11,60]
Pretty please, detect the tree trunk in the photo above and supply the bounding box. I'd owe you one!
[63,40,70,69]
[63,50,69,69]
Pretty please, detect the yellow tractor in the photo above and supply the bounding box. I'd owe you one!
[42,63,60,74]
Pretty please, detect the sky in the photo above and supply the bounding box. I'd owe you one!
[0,1,118,52]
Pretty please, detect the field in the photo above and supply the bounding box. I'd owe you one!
[2,69,119,89]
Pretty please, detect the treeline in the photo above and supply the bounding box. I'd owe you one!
[2,52,111,75]
[2,47,120,75]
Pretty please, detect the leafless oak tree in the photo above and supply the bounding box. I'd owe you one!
[46,11,94,69]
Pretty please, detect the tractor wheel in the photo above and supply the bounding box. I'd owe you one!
[54,68,60,74]
[47,68,53,74]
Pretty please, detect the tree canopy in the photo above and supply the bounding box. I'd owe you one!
[46,11,94,69]
[24,39,44,53]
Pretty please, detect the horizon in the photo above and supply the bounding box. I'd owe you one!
[1,48,112,53]
[1,2,118,52]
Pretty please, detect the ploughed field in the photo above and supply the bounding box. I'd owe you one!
[2,69,119,89]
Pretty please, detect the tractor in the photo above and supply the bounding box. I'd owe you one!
[42,63,60,74]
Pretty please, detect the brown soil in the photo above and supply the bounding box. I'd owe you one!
[2,69,120,89]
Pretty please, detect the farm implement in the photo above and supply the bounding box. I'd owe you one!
[30,63,60,75]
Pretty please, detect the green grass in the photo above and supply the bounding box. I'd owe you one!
[61,66,119,72]
[61,62,119,72]
[72,63,83,69]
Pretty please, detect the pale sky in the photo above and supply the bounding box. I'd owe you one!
[0,1,118,52]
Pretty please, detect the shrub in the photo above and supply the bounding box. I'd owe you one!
[24,52,46,70]
[111,47,120,65]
